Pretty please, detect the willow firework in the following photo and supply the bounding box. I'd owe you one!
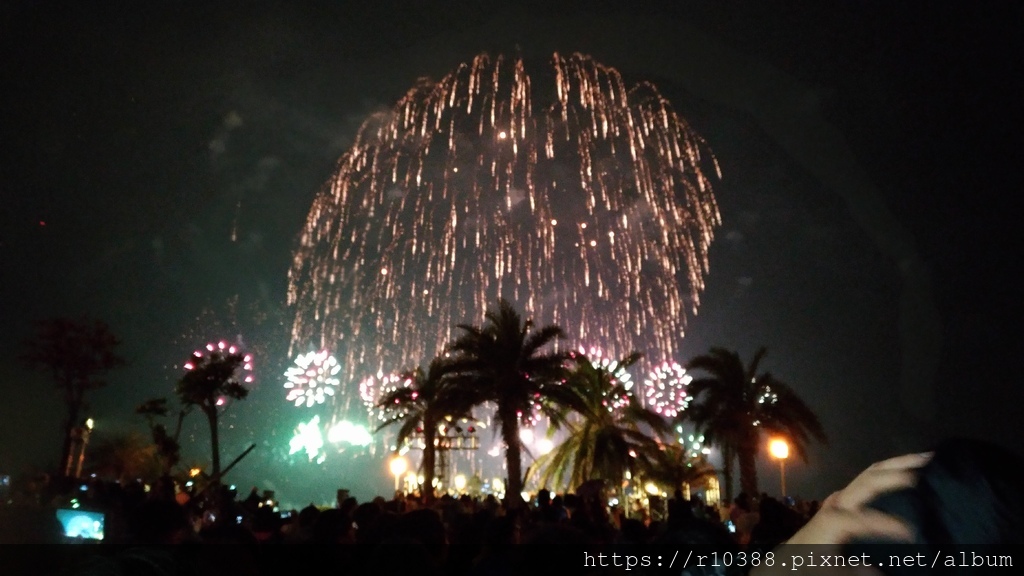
[289,52,720,396]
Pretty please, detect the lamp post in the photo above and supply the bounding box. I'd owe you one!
[389,455,408,493]
[768,438,789,497]
[66,417,95,478]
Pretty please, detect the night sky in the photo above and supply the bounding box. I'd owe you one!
[2,1,1022,506]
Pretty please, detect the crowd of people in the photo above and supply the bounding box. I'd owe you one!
[1,437,1021,575]
[2,475,811,575]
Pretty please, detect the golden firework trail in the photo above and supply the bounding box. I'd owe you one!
[288,52,720,404]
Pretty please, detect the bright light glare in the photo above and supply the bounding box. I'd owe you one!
[389,455,408,477]
[289,415,326,463]
[327,420,373,446]
[537,438,554,455]
[769,438,789,460]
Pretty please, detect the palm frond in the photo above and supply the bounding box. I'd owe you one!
[522,325,565,356]
[745,347,769,383]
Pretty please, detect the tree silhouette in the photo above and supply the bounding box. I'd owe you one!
[175,347,249,480]
[19,317,125,478]
[446,298,577,507]
[136,397,186,478]
[644,443,718,496]
[84,431,160,485]
[531,351,670,498]
[376,355,473,503]
[680,347,827,499]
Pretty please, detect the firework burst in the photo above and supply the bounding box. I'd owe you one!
[642,361,692,418]
[284,350,342,408]
[183,340,254,406]
[572,345,633,413]
[289,52,720,388]
[289,415,326,464]
[359,370,412,425]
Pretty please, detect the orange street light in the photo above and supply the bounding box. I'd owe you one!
[389,455,408,492]
[769,438,789,497]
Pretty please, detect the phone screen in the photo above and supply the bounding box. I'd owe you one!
[55,508,105,541]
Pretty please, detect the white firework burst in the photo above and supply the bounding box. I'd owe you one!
[284,350,341,408]
[642,361,692,418]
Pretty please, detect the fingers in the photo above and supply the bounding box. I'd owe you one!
[787,506,915,545]
[834,468,920,509]
[827,452,931,510]
[821,491,840,509]
[865,452,933,472]
[778,451,931,551]
[837,507,916,543]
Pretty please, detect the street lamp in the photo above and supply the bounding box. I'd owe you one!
[768,438,789,497]
[389,455,408,493]
[66,417,95,478]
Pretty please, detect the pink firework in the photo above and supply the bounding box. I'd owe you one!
[183,340,254,406]
[642,361,691,418]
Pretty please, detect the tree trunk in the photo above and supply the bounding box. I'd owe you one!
[60,403,80,479]
[500,407,524,509]
[721,444,735,503]
[206,407,221,480]
[738,435,759,498]
[163,409,186,477]
[422,415,436,504]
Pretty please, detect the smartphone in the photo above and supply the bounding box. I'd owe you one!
[725,519,736,533]
[55,508,105,541]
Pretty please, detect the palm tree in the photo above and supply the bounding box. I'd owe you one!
[530,351,671,499]
[644,444,718,496]
[445,298,578,507]
[680,347,827,500]
[376,356,472,503]
[175,348,249,480]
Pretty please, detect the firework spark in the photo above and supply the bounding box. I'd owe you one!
[674,426,710,460]
[289,415,326,463]
[359,370,412,425]
[289,52,720,390]
[573,345,633,413]
[183,340,254,406]
[642,361,692,418]
[284,350,342,408]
